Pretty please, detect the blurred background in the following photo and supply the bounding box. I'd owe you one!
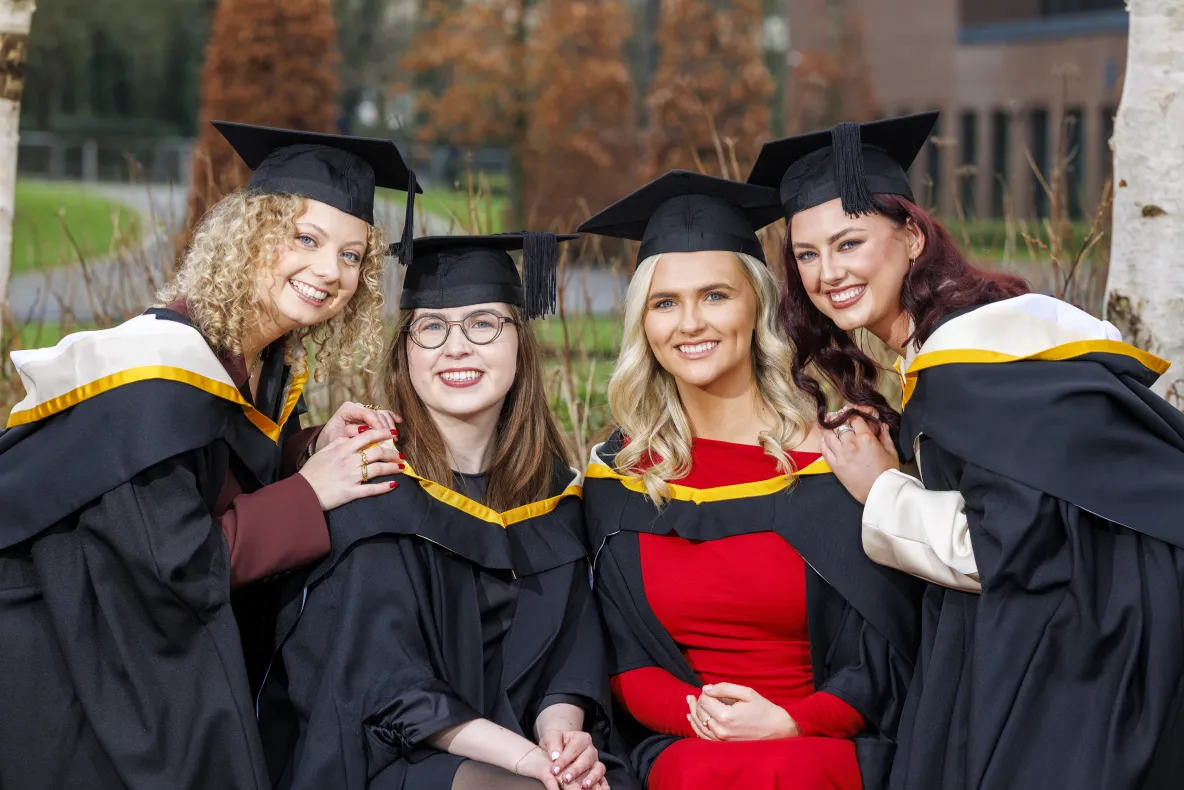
[3,0,1132,456]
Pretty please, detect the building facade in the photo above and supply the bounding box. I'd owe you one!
[786,0,1128,219]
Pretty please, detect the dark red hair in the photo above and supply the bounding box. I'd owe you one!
[781,195,1029,433]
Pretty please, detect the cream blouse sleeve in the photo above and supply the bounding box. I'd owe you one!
[861,469,982,593]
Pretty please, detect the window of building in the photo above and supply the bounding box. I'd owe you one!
[990,110,1010,219]
[960,111,979,218]
[1100,105,1116,182]
[1030,108,1050,218]
[1064,108,1084,219]
[925,115,942,212]
[1042,0,1125,15]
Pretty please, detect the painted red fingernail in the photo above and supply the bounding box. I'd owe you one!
[389,481,399,489]
[390,429,398,436]
[397,452,404,460]
[358,425,370,433]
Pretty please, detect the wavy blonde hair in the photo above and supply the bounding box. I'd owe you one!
[159,190,386,379]
[607,252,814,505]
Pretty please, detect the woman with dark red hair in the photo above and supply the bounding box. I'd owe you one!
[748,112,1184,790]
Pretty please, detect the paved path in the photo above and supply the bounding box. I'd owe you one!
[6,182,628,325]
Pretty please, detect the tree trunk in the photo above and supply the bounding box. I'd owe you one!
[1105,0,1184,408]
[0,0,35,343]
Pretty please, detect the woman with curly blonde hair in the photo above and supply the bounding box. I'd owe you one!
[576,171,922,790]
[0,122,416,790]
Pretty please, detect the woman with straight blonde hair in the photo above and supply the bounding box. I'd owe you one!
[577,171,922,790]
[0,122,415,790]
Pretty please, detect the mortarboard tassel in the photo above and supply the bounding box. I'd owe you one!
[399,169,417,266]
[830,122,878,217]
[522,231,559,319]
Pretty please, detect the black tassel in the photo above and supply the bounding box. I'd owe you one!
[830,122,877,216]
[398,169,417,267]
[522,231,559,319]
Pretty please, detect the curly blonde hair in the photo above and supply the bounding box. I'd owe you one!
[607,252,814,505]
[159,190,386,379]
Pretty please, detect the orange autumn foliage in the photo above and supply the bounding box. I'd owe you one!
[402,0,637,229]
[643,0,773,179]
[184,0,342,245]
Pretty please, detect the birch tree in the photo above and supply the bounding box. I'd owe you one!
[1105,0,1184,407]
[0,0,35,340]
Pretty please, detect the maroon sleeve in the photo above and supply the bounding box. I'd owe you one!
[220,473,328,588]
[280,425,324,479]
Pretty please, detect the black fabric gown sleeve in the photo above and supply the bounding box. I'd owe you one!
[0,450,271,790]
[532,559,639,790]
[285,539,482,790]
[891,459,1184,790]
[805,569,915,789]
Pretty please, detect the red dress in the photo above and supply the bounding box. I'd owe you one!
[610,438,864,790]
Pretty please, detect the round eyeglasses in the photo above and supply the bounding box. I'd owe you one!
[406,310,516,349]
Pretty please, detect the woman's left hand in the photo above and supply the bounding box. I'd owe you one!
[316,402,401,452]
[538,730,608,790]
[686,683,799,741]
[820,414,900,504]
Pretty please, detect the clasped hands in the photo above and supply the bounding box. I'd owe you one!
[685,683,801,742]
[519,730,609,790]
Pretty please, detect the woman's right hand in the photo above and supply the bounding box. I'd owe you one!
[514,747,563,790]
[297,430,404,511]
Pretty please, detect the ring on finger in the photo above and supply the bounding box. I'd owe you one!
[702,714,711,727]
[834,424,855,438]
[360,450,369,483]
[363,403,380,410]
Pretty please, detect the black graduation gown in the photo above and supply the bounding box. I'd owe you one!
[0,309,304,790]
[257,458,639,790]
[583,433,924,789]
[888,312,1184,790]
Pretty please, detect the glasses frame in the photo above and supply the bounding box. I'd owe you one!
[405,309,517,350]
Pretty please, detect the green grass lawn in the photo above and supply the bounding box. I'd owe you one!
[947,217,1098,261]
[12,182,141,274]
[378,188,508,234]
[534,314,621,357]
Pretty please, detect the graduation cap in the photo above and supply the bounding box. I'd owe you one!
[391,233,579,319]
[213,120,422,264]
[576,170,783,265]
[747,111,939,219]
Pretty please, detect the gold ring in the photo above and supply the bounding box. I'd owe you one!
[360,450,369,483]
[363,403,380,410]
[702,715,711,727]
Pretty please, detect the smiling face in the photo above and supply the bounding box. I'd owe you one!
[256,198,369,334]
[642,250,758,393]
[405,302,519,423]
[789,197,923,339]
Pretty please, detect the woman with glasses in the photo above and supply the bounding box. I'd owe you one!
[258,233,635,790]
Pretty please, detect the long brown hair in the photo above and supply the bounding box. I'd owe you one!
[780,195,1029,433]
[381,305,570,512]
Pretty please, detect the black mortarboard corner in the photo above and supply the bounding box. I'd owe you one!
[576,170,784,265]
[212,121,422,265]
[747,111,939,219]
[391,233,579,319]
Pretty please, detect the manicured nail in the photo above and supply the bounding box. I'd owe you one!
[551,751,560,760]
[685,696,693,704]
[397,452,404,460]
[585,781,592,788]
[552,766,560,775]
[389,481,399,489]
[565,774,573,783]
[397,463,405,472]
[390,429,398,436]
[358,425,370,433]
